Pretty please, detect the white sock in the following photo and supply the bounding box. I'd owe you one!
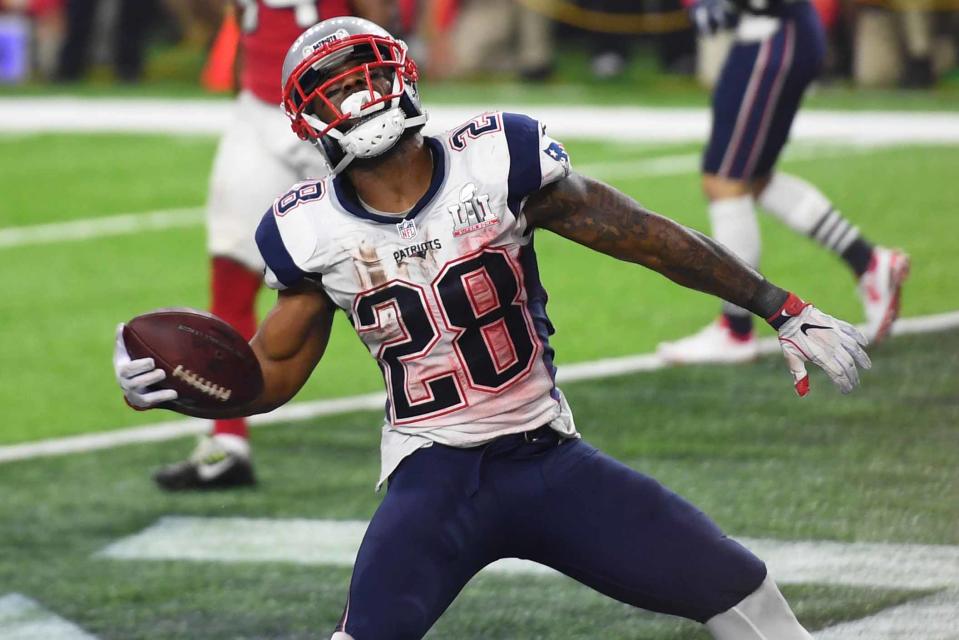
[759,172,860,254]
[709,195,760,317]
[706,576,814,640]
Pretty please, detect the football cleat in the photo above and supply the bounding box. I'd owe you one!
[153,434,256,491]
[657,317,758,364]
[858,247,910,345]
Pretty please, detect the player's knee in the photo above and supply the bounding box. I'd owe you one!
[704,576,813,640]
[757,172,832,234]
[702,174,751,201]
[330,633,355,640]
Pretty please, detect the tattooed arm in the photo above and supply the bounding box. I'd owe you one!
[523,172,788,318]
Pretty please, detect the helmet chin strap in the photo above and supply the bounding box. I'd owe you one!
[318,94,428,174]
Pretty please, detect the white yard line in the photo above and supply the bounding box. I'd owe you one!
[96,516,959,638]
[0,594,99,640]
[2,310,958,465]
[0,145,874,250]
[98,516,959,590]
[0,207,203,249]
[815,590,959,640]
[1,98,958,144]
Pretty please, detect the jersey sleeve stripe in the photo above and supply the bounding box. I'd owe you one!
[502,112,543,215]
[255,209,308,288]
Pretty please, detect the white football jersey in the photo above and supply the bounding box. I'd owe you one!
[256,112,579,484]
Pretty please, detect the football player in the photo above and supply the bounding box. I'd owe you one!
[659,0,909,364]
[152,0,388,491]
[116,17,870,638]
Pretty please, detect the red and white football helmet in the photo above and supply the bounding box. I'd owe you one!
[281,17,427,174]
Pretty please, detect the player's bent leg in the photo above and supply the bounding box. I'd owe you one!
[334,445,497,639]
[706,575,813,640]
[524,440,768,623]
[330,633,354,640]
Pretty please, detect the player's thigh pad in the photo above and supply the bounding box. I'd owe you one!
[524,440,767,622]
[336,445,500,640]
[206,91,325,270]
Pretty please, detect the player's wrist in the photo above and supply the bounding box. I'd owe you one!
[744,280,789,322]
[765,292,811,330]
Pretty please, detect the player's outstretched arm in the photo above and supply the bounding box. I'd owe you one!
[114,283,336,418]
[524,172,870,395]
[525,172,781,312]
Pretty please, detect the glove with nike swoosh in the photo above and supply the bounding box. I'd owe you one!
[113,323,178,410]
[767,294,871,396]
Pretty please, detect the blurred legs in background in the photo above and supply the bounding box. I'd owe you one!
[55,0,156,82]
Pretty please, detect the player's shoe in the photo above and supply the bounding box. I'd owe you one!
[858,247,910,345]
[657,317,758,364]
[153,434,256,491]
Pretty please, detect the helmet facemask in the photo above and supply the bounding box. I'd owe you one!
[283,33,426,174]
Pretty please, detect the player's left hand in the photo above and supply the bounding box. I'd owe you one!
[113,323,178,410]
[769,295,871,396]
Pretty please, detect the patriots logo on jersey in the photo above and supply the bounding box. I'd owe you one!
[545,141,569,167]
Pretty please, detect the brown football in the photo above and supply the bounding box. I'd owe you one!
[122,308,263,412]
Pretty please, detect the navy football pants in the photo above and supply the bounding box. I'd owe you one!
[334,431,766,639]
[703,2,827,180]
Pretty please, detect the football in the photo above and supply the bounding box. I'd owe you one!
[122,308,263,412]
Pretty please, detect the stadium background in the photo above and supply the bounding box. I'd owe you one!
[0,1,957,638]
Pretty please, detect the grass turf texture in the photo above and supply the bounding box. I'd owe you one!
[0,329,954,638]
[1,135,958,442]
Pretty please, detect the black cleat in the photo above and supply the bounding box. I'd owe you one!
[153,435,256,491]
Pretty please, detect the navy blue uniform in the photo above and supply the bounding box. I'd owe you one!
[703,1,827,180]
[335,429,766,638]
[257,112,768,639]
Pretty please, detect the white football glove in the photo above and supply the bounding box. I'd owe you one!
[772,301,871,396]
[113,323,178,409]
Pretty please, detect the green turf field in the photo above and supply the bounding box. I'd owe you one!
[1,134,957,443]
[1,99,958,637]
[0,329,956,638]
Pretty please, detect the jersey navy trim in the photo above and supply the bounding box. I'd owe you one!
[519,240,559,399]
[255,208,308,288]
[331,137,448,224]
[503,113,542,216]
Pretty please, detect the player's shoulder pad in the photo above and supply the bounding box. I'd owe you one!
[255,178,328,289]
[499,112,571,213]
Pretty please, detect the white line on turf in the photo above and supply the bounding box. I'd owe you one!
[0,145,874,250]
[0,594,99,640]
[0,207,203,249]
[2,99,959,145]
[2,310,958,465]
[98,516,959,589]
[96,516,959,638]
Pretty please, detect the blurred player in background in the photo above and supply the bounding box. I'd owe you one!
[118,17,872,638]
[657,0,909,364]
[153,0,388,491]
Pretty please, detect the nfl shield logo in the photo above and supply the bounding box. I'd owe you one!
[397,218,417,240]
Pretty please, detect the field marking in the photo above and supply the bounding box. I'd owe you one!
[2,99,959,144]
[0,144,875,250]
[816,590,959,640]
[1,310,958,465]
[0,594,99,640]
[97,516,959,638]
[0,207,203,249]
